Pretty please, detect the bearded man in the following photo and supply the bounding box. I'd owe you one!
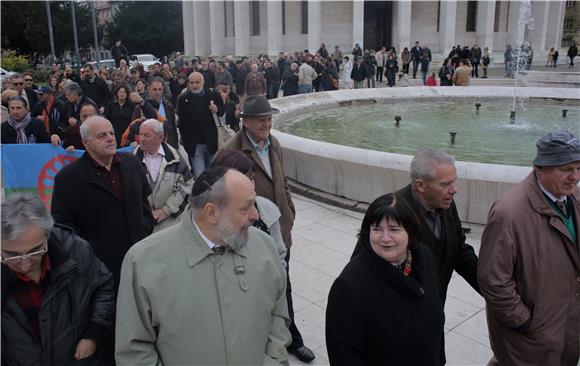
[115,167,291,365]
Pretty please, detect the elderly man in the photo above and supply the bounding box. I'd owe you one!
[9,73,38,109]
[1,193,115,365]
[478,130,580,366]
[225,95,315,362]
[116,167,291,364]
[134,119,193,231]
[244,63,267,97]
[176,71,222,177]
[131,76,179,148]
[62,82,96,127]
[354,149,480,302]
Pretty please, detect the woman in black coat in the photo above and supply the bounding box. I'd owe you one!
[281,64,299,96]
[104,84,136,146]
[326,193,445,366]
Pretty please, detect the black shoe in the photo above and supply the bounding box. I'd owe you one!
[289,346,316,363]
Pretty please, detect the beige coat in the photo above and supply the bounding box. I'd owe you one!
[452,65,472,86]
[115,210,291,365]
[225,129,296,248]
[478,172,580,366]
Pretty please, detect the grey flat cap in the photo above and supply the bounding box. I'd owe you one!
[533,130,580,166]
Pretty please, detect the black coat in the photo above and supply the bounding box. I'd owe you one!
[326,242,444,366]
[1,117,50,144]
[281,71,299,96]
[397,184,480,302]
[1,224,115,366]
[51,153,155,290]
[79,76,110,108]
[104,100,137,146]
[350,63,367,81]
[31,97,68,138]
[176,87,223,156]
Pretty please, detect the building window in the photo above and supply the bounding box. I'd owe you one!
[466,1,478,32]
[494,1,501,32]
[301,1,308,34]
[251,1,260,36]
[506,1,510,32]
[282,1,286,35]
[224,1,228,38]
[437,1,441,32]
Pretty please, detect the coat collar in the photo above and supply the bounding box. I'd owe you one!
[79,152,137,202]
[179,209,248,268]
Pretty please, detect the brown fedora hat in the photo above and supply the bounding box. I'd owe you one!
[240,95,279,118]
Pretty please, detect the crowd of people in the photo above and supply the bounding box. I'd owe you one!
[1,38,579,366]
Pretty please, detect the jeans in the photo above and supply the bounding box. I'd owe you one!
[367,77,375,88]
[267,82,280,99]
[353,80,365,89]
[376,66,384,82]
[412,59,420,78]
[192,144,213,177]
[298,84,313,94]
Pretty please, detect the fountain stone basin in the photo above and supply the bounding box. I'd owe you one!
[270,87,579,225]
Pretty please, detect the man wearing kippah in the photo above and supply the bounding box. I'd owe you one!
[478,130,580,366]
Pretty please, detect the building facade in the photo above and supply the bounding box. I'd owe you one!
[182,0,572,57]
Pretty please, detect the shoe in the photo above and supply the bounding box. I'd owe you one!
[289,346,316,363]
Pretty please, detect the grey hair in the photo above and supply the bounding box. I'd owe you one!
[63,82,83,96]
[1,193,54,241]
[190,175,229,212]
[410,149,455,182]
[9,73,23,80]
[79,116,105,140]
[140,119,164,136]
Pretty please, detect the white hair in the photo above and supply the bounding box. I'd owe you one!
[140,119,164,136]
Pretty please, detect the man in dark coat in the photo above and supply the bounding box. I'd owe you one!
[111,40,129,68]
[410,41,422,79]
[2,194,115,366]
[176,71,223,177]
[353,149,480,303]
[51,116,155,288]
[80,64,110,109]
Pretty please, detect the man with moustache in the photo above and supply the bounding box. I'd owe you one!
[479,130,580,366]
[115,167,291,365]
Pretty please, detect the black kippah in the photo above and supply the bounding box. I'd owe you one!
[191,166,229,197]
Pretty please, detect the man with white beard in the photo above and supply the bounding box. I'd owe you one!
[115,166,291,365]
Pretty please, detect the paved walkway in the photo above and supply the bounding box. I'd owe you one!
[287,194,491,365]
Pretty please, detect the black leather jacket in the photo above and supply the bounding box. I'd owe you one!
[1,224,115,366]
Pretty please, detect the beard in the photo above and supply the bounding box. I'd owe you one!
[216,215,250,251]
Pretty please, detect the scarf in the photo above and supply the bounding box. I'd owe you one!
[7,113,32,144]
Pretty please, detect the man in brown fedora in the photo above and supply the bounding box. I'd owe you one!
[478,130,580,366]
[224,95,315,362]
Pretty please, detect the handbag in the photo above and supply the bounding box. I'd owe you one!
[331,78,339,90]
[213,112,236,149]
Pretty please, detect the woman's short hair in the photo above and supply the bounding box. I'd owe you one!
[114,84,129,99]
[357,193,421,250]
[211,149,256,175]
[1,193,54,241]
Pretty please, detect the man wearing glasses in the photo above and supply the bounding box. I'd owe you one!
[116,167,291,364]
[1,193,115,365]
[9,73,38,112]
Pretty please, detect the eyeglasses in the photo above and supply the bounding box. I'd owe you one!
[13,82,24,86]
[1,242,48,264]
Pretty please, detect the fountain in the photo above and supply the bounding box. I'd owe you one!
[270,87,579,224]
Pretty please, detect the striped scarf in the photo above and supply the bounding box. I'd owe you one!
[7,113,32,144]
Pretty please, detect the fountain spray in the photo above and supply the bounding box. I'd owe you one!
[511,0,535,124]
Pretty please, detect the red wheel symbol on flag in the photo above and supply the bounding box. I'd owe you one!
[37,155,78,207]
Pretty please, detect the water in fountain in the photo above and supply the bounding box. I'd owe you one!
[511,0,535,122]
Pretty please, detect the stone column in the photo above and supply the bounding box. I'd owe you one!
[209,1,225,56]
[182,1,194,56]
[352,1,364,49]
[396,1,412,53]
[267,1,282,56]
[234,1,251,56]
[308,1,321,53]
[193,1,210,56]
[538,1,551,51]
[477,0,495,51]
[439,0,457,54]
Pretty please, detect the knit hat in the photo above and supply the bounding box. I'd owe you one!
[533,130,580,166]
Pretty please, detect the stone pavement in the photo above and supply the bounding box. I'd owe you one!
[287,194,492,366]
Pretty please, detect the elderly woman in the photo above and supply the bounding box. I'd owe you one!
[1,193,114,365]
[326,193,444,365]
[211,149,287,267]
